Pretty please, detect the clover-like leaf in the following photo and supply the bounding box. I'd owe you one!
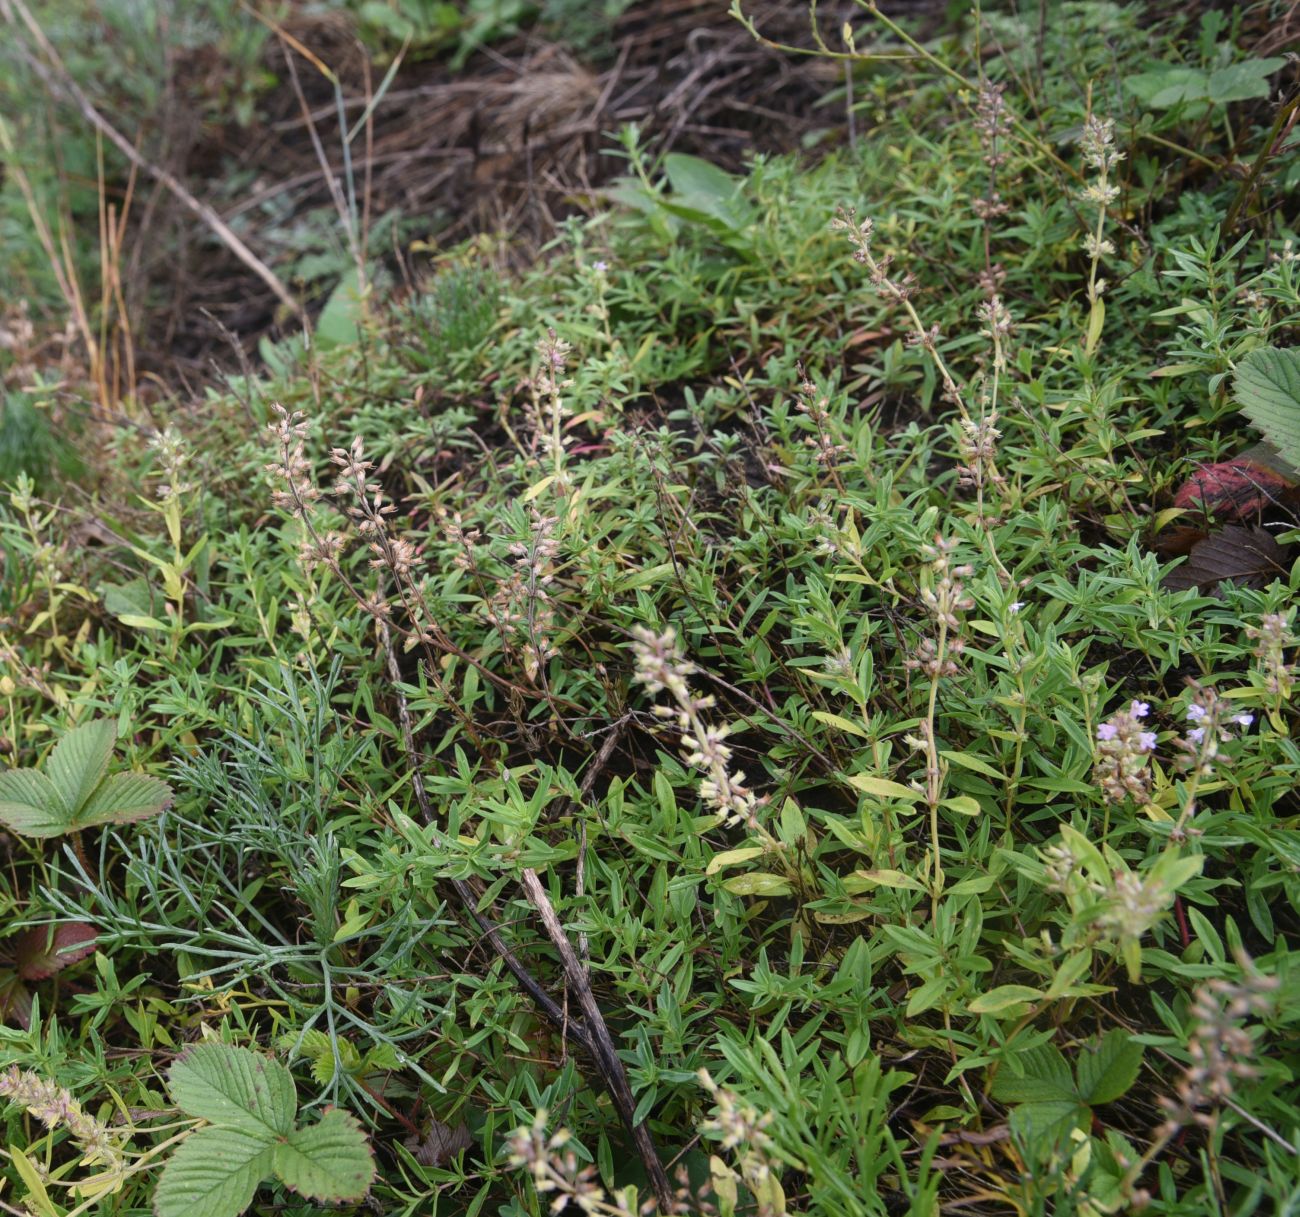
[46,720,116,817]
[0,769,72,837]
[167,1044,296,1139]
[272,1108,375,1202]
[153,1125,276,1217]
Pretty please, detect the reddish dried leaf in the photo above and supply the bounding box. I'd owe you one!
[403,1119,473,1167]
[0,974,33,1029]
[1163,525,1288,592]
[14,922,98,981]
[1172,460,1294,523]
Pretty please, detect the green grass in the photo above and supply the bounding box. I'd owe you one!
[2,4,1300,1216]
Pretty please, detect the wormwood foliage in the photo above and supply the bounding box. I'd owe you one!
[1,3,1300,1216]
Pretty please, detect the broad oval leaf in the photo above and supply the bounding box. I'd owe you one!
[153,1125,275,1217]
[167,1043,296,1138]
[272,1109,375,1202]
[75,772,174,830]
[0,769,73,837]
[47,720,116,816]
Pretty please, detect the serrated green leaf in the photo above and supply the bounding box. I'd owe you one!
[47,720,116,816]
[1235,347,1300,469]
[153,1125,275,1217]
[75,772,173,829]
[1206,58,1287,104]
[1008,1099,1087,1155]
[272,1109,375,1202]
[167,1044,296,1138]
[0,768,71,836]
[1075,1029,1144,1105]
[990,1042,1077,1104]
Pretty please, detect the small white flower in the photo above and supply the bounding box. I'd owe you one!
[1008,601,1025,614]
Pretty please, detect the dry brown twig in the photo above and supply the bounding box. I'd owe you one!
[0,0,303,320]
[375,617,673,1211]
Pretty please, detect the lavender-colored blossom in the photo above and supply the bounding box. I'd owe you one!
[1138,731,1157,752]
[1186,704,1207,722]
[1097,723,1118,741]
[1130,700,1150,719]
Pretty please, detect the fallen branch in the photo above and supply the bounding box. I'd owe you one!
[376,620,671,1209]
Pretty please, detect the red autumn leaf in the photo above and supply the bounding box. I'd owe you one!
[13,922,98,981]
[1172,460,1294,523]
[1163,525,1288,592]
[0,974,33,1030]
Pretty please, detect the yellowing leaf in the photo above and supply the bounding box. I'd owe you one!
[968,985,1044,1015]
[811,711,868,738]
[719,872,794,897]
[847,774,922,801]
[852,868,925,891]
[705,846,766,876]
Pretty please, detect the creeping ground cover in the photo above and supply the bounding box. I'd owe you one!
[2,2,1300,1214]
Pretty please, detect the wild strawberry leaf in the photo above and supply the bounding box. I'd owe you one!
[152,1125,276,1217]
[0,973,33,1030]
[75,772,174,829]
[167,1044,296,1139]
[1163,525,1287,592]
[1235,347,1300,470]
[46,719,117,817]
[271,1109,375,1203]
[14,922,98,981]
[0,769,73,837]
[1075,1029,1144,1105]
